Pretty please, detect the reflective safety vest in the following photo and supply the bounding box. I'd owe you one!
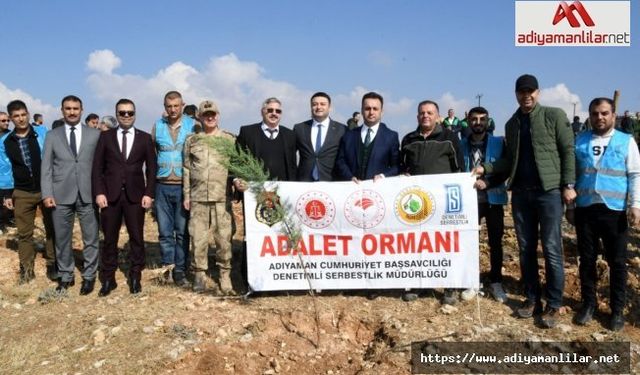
[461,135,508,205]
[0,132,13,189]
[155,117,194,178]
[575,129,630,211]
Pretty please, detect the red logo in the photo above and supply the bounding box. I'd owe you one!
[295,191,336,229]
[344,190,385,229]
[552,1,595,28]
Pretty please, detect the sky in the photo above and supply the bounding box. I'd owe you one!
[0,0,638,137]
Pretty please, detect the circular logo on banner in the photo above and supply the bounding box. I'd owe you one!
[344,190,386,229]
[296,191,336,229]
[394,187,435,225]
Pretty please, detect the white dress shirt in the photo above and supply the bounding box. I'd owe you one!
[117,126,135,159]
[261,123,280,139]
[65,123,82,152]
[311,118,330,152]
[360,123,380,144]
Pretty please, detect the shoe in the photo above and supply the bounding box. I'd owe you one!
[573,304,595,325]
[56,280,75,292]
[18,268,35,285]
[402,292,419,302]
[98,280,117,297]
[461,288,478,301]
[442,289,458,305]
[80,279,95,295]
[366,292,379,300]
[219,268,234,295]
[610,312,624,331]
[192,273,206,293]
[489,282,507,303]
[46,264,59,281]
[174,276,190,288]
[129,278,142,294]
[540,306,560,328]
[516,299,543,318]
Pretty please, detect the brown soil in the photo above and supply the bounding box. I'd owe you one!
[1,207,639,374]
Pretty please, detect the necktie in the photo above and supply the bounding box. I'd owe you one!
[311,124,323,181]
[121,130,128,159]
[364,128,373,147]
[267,128,277,139]
[69,126,77,157]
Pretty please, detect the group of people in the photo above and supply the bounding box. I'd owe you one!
[0,73,637,333]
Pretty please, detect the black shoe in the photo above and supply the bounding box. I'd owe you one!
[540,306,560,328]
[98,280,117,297]
[573,304,595,325]
[46,264,59,281]
[129,278,142,294]
[174,276,190,288]
[610,312,624,331]
[80,279,95,295]
[56,280,74,292]
[516,299,543,318]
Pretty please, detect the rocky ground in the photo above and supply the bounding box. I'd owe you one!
[0,207,639,374]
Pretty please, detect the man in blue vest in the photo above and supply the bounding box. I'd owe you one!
[567,97,640,331]
[0,111,15,234]
[152,91,195,287]
[460,107,508,303]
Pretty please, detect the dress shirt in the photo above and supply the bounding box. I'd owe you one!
[311,118,330,152]
[261,123,280,139]
[360,123,380,144]
[65,123,82,152]
[117,126,135,159]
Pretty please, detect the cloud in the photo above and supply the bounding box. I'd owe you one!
[0,82,59,124]
[85,51,416,133]
[437,93,472,118]
[86,49,122,74]
[539,83,586,120]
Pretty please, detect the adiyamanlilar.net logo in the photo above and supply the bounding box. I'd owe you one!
[515,1,630,46]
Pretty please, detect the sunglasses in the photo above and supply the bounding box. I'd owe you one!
[201,111,217,117]
[118,111,136,117]
[266,108,282,114]
[0,119,9,123]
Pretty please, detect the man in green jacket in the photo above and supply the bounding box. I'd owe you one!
[474,74,576,329]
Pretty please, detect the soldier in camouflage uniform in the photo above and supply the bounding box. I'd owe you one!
[183,100,235,294]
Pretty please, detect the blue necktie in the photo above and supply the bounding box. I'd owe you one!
[311,124,322,181]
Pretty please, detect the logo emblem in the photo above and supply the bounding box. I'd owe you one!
[255,190,283,227]
[552,1,595,28]
[344,190,385,229]
[445,184,462,213]
[295,191,336,229]
[394,187,435,225]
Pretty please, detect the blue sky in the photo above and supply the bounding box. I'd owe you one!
[1,0,637,136]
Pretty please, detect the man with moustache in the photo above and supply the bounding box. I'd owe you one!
[567,98,640,331]
[335,92,399,183]
[183,100,235,294]
[41,95,101,294]
[3,100,56,283]
[474,74,575,328]
[294,92,347,181]
[460,106,508,303]
[399,100,463,304]
[151,91,195,287]
[235,97,297,185]
[92,99,157,296]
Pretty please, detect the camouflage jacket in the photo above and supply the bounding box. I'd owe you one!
[182,129,235,202]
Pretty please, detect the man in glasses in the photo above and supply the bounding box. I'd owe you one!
[92,99,157,296]
[294,92,347,182]
[41,95,101,294]
[235,97,296,184]
[151,91,196,287]
[3,100,55,284]
[0,111,15,234]
[183,100,236,294]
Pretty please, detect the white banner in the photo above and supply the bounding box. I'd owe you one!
[245,173,480,291]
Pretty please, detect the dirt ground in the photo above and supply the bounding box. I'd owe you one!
[0,207,639,375]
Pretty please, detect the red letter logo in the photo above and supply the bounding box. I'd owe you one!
[552,1,595,28]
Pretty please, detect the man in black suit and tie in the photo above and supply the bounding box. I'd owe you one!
[235,97,296,188]
[294,92,347,182]
[92,98,157,296]
[335,92,400,183]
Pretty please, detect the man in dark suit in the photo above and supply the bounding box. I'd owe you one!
[294,92,347,182]
[92,98,157,296]
[235,97,296,186]
[335,92,400,182]
[41,95,101,294]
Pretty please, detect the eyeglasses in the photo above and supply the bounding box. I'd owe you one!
[202,111,217,117]
[266,108,282,114]
[118,111,136,117]
[0,119,9,123]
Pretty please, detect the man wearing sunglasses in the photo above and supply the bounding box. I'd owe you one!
[151,91,196,287]
[41,95,101,294]
[235,97,296,185]
[92,99,157,296]
[183,100,236,294]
